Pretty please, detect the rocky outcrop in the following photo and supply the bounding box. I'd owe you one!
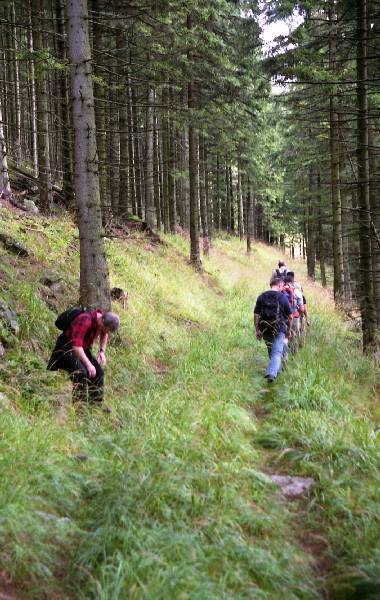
[0,299,19,336]
[9,195,39,214]
[0,233,30,257]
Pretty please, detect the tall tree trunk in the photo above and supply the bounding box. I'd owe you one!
[306,168,316,280]
[329,4,344,300]
[109,76,120,217]
[56,0,73,202]
[238,164,244,240]
[225,163,231,232]
[229,166,235,234]
[153,108,161,230]
[161,86,170,232]
[330,99,344,300]
[131,81,143,218]
[187,15,201,270]
[0,101,12,198]
[66,0,111,310]
[183,129,190,229]
[11,3,21,165]
[368,119,380,327]
[168,87,176,233]
[246,184,252,254]
[119,98,129,215]
[28,4,38,177]
[317,171,327,287]
[126,77,136,215]
[204,144,212,245]
[336,117,352,304]
[356,0,377,351]
[199,136,209,256]
[215,154,221,231]
[145,86,155,230]
[91,0,108,216]
[31,0,53,214]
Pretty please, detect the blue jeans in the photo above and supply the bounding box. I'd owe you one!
[264,331,288,380]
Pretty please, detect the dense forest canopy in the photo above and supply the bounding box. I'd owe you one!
[0,0,379,353]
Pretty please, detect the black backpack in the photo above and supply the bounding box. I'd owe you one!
[55,306,91,331]
[276,268,287,281]
[259,292,280,330]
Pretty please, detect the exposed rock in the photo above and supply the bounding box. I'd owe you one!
[0,392,10,409]
[0,342,4,357]
[0,233,29,257]
[270,475,315,498]
[38,287,60,311]
[40,270,62,287]
[35,510,70,524]
[10,195,39,214]
[0,300,19,336]
[50,282,63,294]
[22,199,39,214]
[110,287,128,309]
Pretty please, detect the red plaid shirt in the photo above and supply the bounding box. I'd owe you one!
[66,310,102,350]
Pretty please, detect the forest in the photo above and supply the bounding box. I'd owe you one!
[0,0,379,599]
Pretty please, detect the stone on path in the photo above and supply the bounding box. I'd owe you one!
[270,474,315,498]
[39,270,62,287]
[0,392,10,410]
[0,300,19,336]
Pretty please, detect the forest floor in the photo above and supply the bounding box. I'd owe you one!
[0,204,379,599]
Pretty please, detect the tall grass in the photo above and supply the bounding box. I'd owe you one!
[0,210,379,599]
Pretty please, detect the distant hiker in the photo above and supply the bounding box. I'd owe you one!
[47,308,120,406]
[283,272,310,350]
[272,260,287,282]
[254,276,292,383]
[284,272,310,321]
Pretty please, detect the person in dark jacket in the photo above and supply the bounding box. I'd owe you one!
[254,276,292,382]
[47,310,120,404]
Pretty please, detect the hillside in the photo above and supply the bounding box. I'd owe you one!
[0,205,379,600]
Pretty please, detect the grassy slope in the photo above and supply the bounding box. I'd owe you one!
[0,207,379,600]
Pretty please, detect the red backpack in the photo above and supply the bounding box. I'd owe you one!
[283,284,299,318]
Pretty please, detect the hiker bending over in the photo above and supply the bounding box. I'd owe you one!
[254,276,292,383]
[47,309,120,405]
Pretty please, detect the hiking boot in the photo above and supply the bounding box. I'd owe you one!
[264,374,274,383]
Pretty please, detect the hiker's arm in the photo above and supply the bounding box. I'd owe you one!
[97,332,109,367]
[72,346,96,378]
[287,316,292,337]
[254,314,262,340]
[303,304,311,326]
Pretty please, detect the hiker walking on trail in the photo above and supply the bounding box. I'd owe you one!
[271,260,287,281]
[47,309,120,406]
[283,272,310,344]
[254,276,292,382]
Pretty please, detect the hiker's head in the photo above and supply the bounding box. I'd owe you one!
[270,276,283,289]
[101,312,120,333]
[278,260,286,268]
[284,271,295,284]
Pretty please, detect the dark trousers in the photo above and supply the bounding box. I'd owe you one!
[47,334,104,403]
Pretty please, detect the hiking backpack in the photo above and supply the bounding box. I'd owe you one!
[54,306,91,331]
[283,284,299,315]
[276,268,287,281]
[259,292,280,329]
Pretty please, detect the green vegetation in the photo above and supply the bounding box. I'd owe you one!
[0,208,379,599]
